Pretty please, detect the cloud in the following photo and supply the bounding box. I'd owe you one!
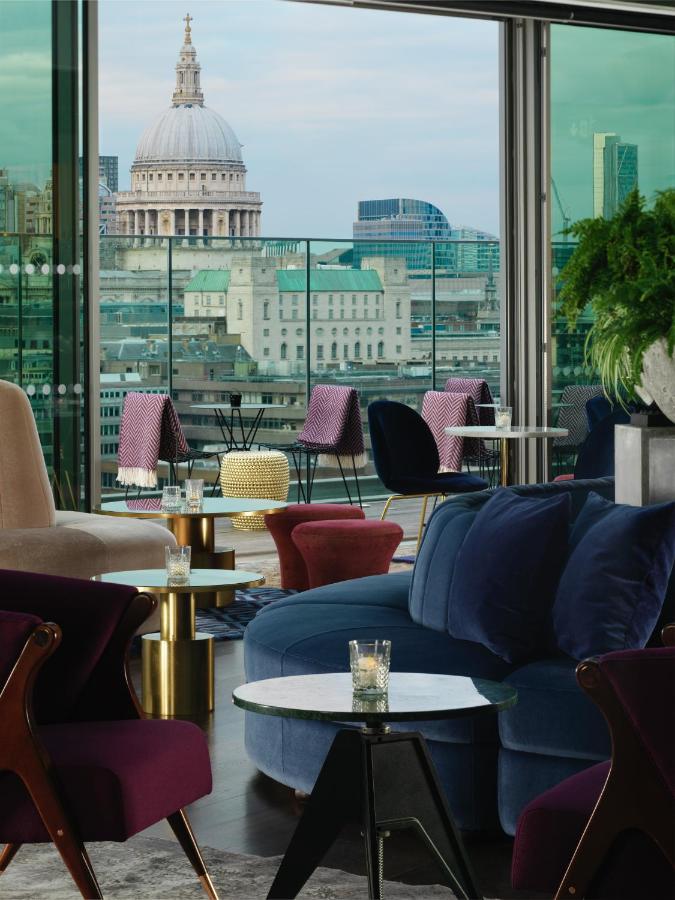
[99,0,500,235]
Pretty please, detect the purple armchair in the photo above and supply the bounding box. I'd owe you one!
[512,626,675,898]
[0,569,218,899]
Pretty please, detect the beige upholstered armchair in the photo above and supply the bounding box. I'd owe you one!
[0,380,175,631]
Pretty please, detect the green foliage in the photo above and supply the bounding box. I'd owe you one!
[559,188,675,400]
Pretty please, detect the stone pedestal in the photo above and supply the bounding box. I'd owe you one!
[615,425,675,507]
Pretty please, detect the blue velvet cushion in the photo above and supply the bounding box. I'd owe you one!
[447,488,572,663]
[553,491,675,659]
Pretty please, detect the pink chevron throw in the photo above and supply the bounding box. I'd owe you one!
[298,385,367,469]
[444,377,495,425]
[117,392,190,488]
[423,391,473,472]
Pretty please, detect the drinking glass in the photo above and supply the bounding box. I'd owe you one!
[184,478,204,510]
[161,485,182,511]
[165,545,191,585]
[349,640,391,695]
[495,406,512,430]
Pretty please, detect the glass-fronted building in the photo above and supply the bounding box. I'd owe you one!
[353,198,452,270]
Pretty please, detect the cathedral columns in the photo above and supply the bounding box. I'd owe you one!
[143,210,149,235]
[198,208,204,241]
[170,209,176,236]
[183,208,189,242]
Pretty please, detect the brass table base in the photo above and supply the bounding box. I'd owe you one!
[142,632,214,717]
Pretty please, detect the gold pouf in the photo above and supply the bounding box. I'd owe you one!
[219,450,289,530]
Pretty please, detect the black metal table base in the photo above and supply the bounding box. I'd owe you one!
[267,726,482,900]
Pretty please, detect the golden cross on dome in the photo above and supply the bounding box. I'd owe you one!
[184,13,192,38]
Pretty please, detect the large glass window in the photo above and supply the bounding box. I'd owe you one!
[0,0,86,505]
[550,25,675,471]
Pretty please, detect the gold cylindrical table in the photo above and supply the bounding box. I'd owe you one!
[220,450,290,530]
[94,568,265,718]
[95,497,287,606]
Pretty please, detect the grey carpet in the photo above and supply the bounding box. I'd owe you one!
[0,835,452,898]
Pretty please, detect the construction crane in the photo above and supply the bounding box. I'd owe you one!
[551,178,571,242]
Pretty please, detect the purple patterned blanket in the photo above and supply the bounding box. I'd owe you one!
[298,385,367,468]
[117,392,189,488]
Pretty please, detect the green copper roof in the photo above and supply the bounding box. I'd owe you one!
[277,269,383,292]
[184,270,231,293]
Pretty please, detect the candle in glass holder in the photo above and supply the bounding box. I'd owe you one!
[165,545,191,585]
[495,406,512,430]
[185,478,204,510]
[349,640,391,695]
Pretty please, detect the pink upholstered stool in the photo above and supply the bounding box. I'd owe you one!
[264,503,365,590]
[291,519,404,589]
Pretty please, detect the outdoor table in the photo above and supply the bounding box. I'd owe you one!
[443,424,568,486]
[190,402,289,451]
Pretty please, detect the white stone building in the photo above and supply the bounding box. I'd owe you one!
[116,15,262,239]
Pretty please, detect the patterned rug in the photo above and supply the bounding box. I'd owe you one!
[196,586,296,640]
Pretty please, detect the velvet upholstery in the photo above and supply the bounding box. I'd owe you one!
[512,647,675,897]
[447,489,571,663]
[513,759,674,898]
[600,647,675,794]
[574,406,631,479]
[553,492,675,659]
[0,380,55,528]
[0,384,175,635]
[291,519,403,588]
[244,571,514,831]
[0,609,43,688]
[244,476,675,837]
[264,503,365,590]
[0,720,212,842]
[0,569,213,858]
[367,399,486,495]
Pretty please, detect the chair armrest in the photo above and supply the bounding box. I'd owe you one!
[662,624,675,647]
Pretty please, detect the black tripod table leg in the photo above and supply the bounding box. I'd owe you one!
[367,731,482,899]
[267,730,362,899]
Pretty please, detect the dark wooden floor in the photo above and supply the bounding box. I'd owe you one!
[131,642,544,899]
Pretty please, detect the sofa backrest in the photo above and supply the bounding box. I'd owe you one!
[0,380,56,529]
[409,478,616,632]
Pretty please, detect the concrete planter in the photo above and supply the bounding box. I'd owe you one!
[615,423,675,507]
[635,338,675,425]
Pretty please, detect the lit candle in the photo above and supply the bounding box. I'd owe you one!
[357,656,379,689]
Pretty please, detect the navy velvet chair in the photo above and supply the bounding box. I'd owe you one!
[0,570,217,900]
[512,630,675,899]
[368,400,487,548]
[555,404,631,481]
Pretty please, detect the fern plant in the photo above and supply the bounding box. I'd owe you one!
[559,187,675,402]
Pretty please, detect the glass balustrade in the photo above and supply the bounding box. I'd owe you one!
[95,234,501,500]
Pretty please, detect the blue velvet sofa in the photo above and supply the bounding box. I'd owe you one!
[244,477,675,835]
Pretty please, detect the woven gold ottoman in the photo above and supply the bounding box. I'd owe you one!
[219,450,290,530]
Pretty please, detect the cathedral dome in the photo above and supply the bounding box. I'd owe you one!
[134,104,243,165]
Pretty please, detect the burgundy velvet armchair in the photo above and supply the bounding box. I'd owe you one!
[0,569,218,899]
[512,625,675,899]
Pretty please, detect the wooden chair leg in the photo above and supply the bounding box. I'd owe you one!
[167,809,219,900]
[554,789,622,900]
[0,843,21,873]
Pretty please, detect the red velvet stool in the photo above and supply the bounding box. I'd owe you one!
[264,503,365,590]
[291,519,404,589]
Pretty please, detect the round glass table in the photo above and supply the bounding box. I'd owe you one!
[96,497,286,605]
[97,568,264,718]
[443,424,568,486]
[233,672,517,899]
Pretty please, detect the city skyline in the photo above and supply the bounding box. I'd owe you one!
[99,0,500,238]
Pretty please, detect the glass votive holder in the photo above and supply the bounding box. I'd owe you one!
[161,485,183,511]
[495,405,512,430]
[166,545,191,585]
[184,478,204,510]
[349,640,391,696]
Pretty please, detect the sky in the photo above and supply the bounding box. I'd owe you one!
[99,0,500,238]
[550,25,675,234]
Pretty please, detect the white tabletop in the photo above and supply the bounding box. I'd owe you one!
[444,425,568,439]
